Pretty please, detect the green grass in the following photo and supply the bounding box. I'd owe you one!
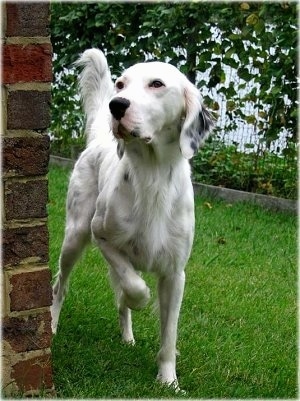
[48,165,297,399]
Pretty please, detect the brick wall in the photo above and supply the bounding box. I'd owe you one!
[2,2,54,396]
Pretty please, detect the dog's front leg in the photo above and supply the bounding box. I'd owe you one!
[157,271,185,387]
[99,240,150,310]
[109,267,135,344]
[96,239,150,343]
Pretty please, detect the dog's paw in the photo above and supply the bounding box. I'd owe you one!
[50,297,62,334]
[156,375,184,394]
[156,361,184,392]
[123,281,150,310]
[122,337,136,346]
[50,305,58,334]
[121,322,135,345]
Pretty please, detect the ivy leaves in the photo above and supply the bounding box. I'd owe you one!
[51,2,297,159]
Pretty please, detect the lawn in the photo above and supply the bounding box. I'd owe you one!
[48,165,297,399]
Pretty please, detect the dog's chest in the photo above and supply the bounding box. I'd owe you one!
[106,180,194,272]
[120,210,183,272]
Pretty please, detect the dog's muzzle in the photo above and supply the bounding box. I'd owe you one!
[110,97,151,143]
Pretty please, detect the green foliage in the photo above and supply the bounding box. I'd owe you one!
[50,2,298,191]
[193,139,297,199]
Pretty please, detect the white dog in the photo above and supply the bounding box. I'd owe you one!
[51,49,214,388]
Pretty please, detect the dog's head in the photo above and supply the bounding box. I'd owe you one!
[110,61,214,159]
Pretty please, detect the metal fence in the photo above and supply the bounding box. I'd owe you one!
[199,63,290,155]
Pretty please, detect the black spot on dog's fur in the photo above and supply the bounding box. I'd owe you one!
[190,140,198,152]
[124,171,130,182]
[199,107,214,136]
[117,141,125,159]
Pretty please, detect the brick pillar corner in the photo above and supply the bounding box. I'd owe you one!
[2,1,54,396]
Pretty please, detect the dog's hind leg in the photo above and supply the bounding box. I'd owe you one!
[51,226,90,334]
[51,167,97,334]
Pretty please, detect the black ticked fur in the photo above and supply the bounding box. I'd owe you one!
[199,106,215,137]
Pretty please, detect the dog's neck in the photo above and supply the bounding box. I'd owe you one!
[120,139,191,208]
[124,138,185,169]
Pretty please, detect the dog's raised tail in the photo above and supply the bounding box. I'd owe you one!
[75,49,114,145]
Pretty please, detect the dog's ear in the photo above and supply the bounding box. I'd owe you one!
[117,139,125,159]
[180,81,214,159]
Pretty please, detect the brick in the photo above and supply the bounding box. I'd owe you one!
[3,312,52,352]
[5,179,48,220]
[12,354,53,393]
[6,3,50,37]
[3,44,52,84]
[3,136,49,176]
[9,269,52,312]
[3,225,48,267]
[7,91,51,130]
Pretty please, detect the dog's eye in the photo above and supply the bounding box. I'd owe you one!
[149,80,165,89]
[116,81,124,90]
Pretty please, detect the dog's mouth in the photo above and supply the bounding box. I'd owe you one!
[113,122,151,143]
[114,123,129,139]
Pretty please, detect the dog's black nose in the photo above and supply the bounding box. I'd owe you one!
[109,97,130,120]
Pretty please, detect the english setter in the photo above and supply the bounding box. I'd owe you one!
[51,49,214,388]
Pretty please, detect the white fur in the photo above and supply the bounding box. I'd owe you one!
[51,48,213,388]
